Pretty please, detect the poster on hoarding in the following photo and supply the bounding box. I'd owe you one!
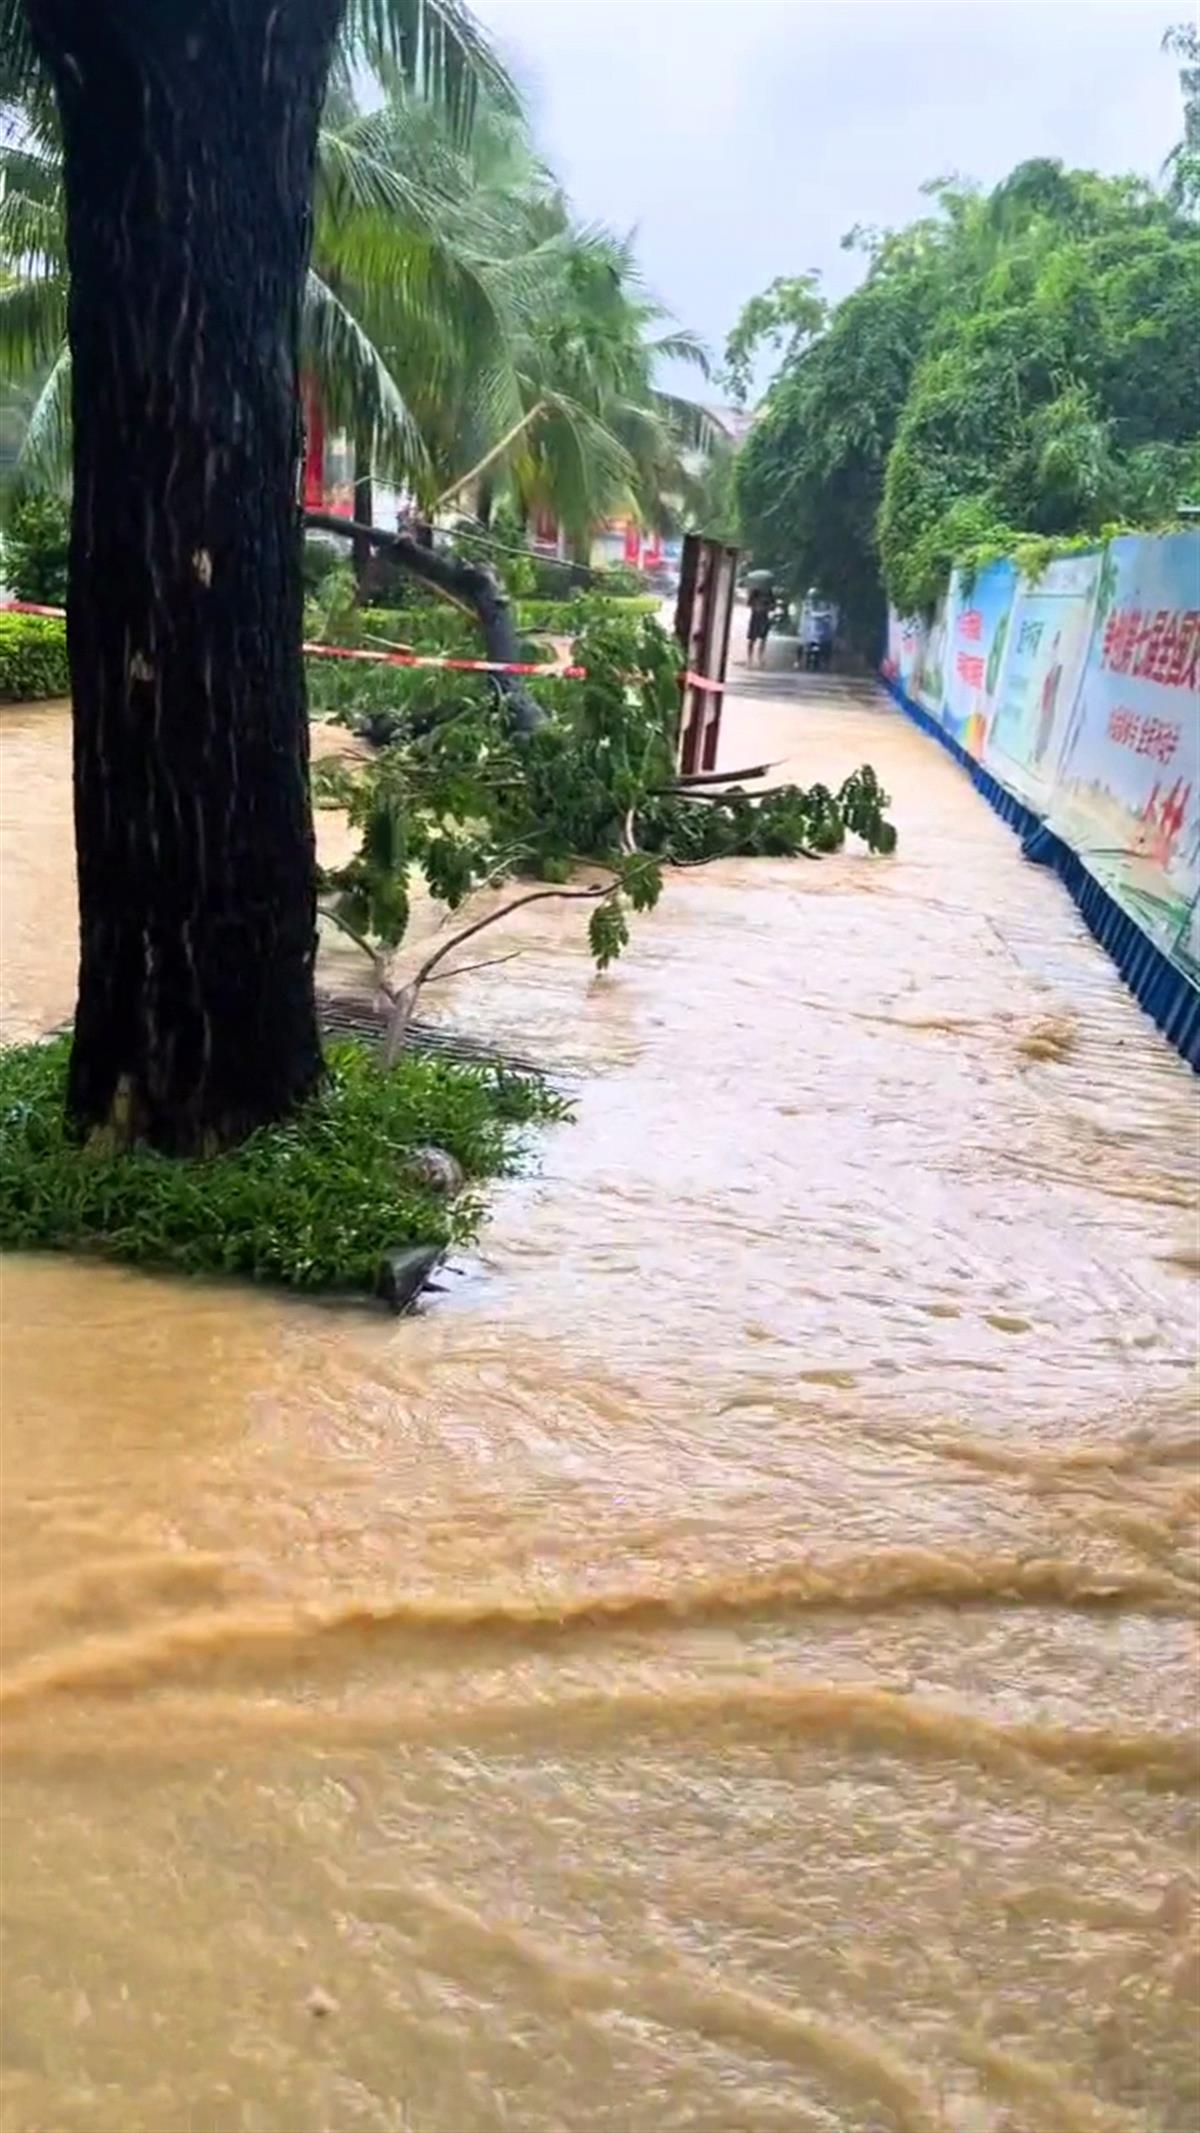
[984,551,1102,813]
[1047,531,1200,962]
[942,559,1017,758]
[912,589,951,717]
[885,612,926,694]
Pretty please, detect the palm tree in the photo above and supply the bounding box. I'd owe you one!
[1,0,517,1154]
[0,65,511,497]
[3,65,715,568]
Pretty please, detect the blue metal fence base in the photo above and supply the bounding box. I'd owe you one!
[879,674,1200,1072]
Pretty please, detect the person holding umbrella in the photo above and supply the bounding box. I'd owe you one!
[745,570,775,666]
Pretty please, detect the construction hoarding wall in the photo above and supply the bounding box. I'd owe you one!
[1045,532,1199,977]
[882,529,1200,985]
[942,560,1017,758]
[985,550,1102,815]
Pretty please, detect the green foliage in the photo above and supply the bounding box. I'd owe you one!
[524,555,580,600]
[737,151,1200,637]
[0,1034,568,1293]
[0,609,69,699]
[877,172,1199,615]
[2,39,710,551]
[303,532,345,592]
[516,593,657,630]
[304,594,490,743]
[691,440,741,548]
[356,602,479,655]
[589,562,648,598]
[587,898,629,970]
[721,275,826,409]
[1,488,69,603]
[511,596,578,631]
[304,563,360,645]
[485,503,539,595]
[736,254,931,650]
[636,767,896,864]
[306,651,492,743]
[319,608,896,979]
[1162,22,1200,213]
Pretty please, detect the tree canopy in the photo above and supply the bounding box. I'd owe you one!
[0,26,712,549]
[735,126,1200,641]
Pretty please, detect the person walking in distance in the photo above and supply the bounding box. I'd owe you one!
[746,581,774,666]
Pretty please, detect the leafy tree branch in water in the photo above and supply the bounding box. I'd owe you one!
[316,609,897,1041]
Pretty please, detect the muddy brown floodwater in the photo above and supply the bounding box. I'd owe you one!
[1,675,1198,2133]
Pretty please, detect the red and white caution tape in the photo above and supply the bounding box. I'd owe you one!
[2,602,727,693]
[304,639,586,679]
[2,602,584,679]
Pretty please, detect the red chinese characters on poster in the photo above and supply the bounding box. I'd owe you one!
[1049,533,1200,960]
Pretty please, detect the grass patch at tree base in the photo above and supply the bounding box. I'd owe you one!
[0,1037,570,1296]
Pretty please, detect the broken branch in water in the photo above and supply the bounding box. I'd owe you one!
[305,509,543,734]
[670,761,778,787]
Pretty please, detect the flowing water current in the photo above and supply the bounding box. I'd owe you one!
[1,678,1197,2132]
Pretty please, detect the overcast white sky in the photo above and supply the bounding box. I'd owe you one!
[470,0,1187,389]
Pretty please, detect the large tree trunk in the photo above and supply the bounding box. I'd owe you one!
[27,0,340,1153]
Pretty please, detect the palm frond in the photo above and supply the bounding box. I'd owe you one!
[14,338,70,487]
[0,0,39,109]
[0,138,61,206]
[0,187,63,270]
[317,116,446,235]
[0,269,67,374]
[339,0,520,139]
[302,269,429,484]
[524,390,637,538]
[648,327,712,376]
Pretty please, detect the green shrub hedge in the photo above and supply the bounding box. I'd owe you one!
[0,612,71,702]
[2,492,70,606]
[0,1035,568,1293]
[356,595,659,648]
[516,594,659,630]
[356,604,483,657]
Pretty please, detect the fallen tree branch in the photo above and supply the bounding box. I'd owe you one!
[670,782,804,806]
[425,948,525,985]
[305,509,544,734]
[670,761,778,787]
[408,880,615,993]
[317,903,386,983]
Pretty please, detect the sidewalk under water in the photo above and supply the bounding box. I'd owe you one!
[1,674,1196,2131]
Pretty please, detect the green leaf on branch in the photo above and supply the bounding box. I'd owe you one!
[588,897,630,970]
[318,603,897,1006]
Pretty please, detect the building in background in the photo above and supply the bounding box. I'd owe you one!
[303,390,748,587]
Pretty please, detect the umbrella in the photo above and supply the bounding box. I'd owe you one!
[744,568,775,588]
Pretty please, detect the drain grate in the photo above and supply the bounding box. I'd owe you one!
[43,994,570,1088]
[315,988,570,1084]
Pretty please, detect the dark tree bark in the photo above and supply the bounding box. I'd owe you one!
[305,509,546,733]
[27,0,340,1152]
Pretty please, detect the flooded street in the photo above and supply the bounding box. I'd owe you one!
[2,677,1197,2132]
